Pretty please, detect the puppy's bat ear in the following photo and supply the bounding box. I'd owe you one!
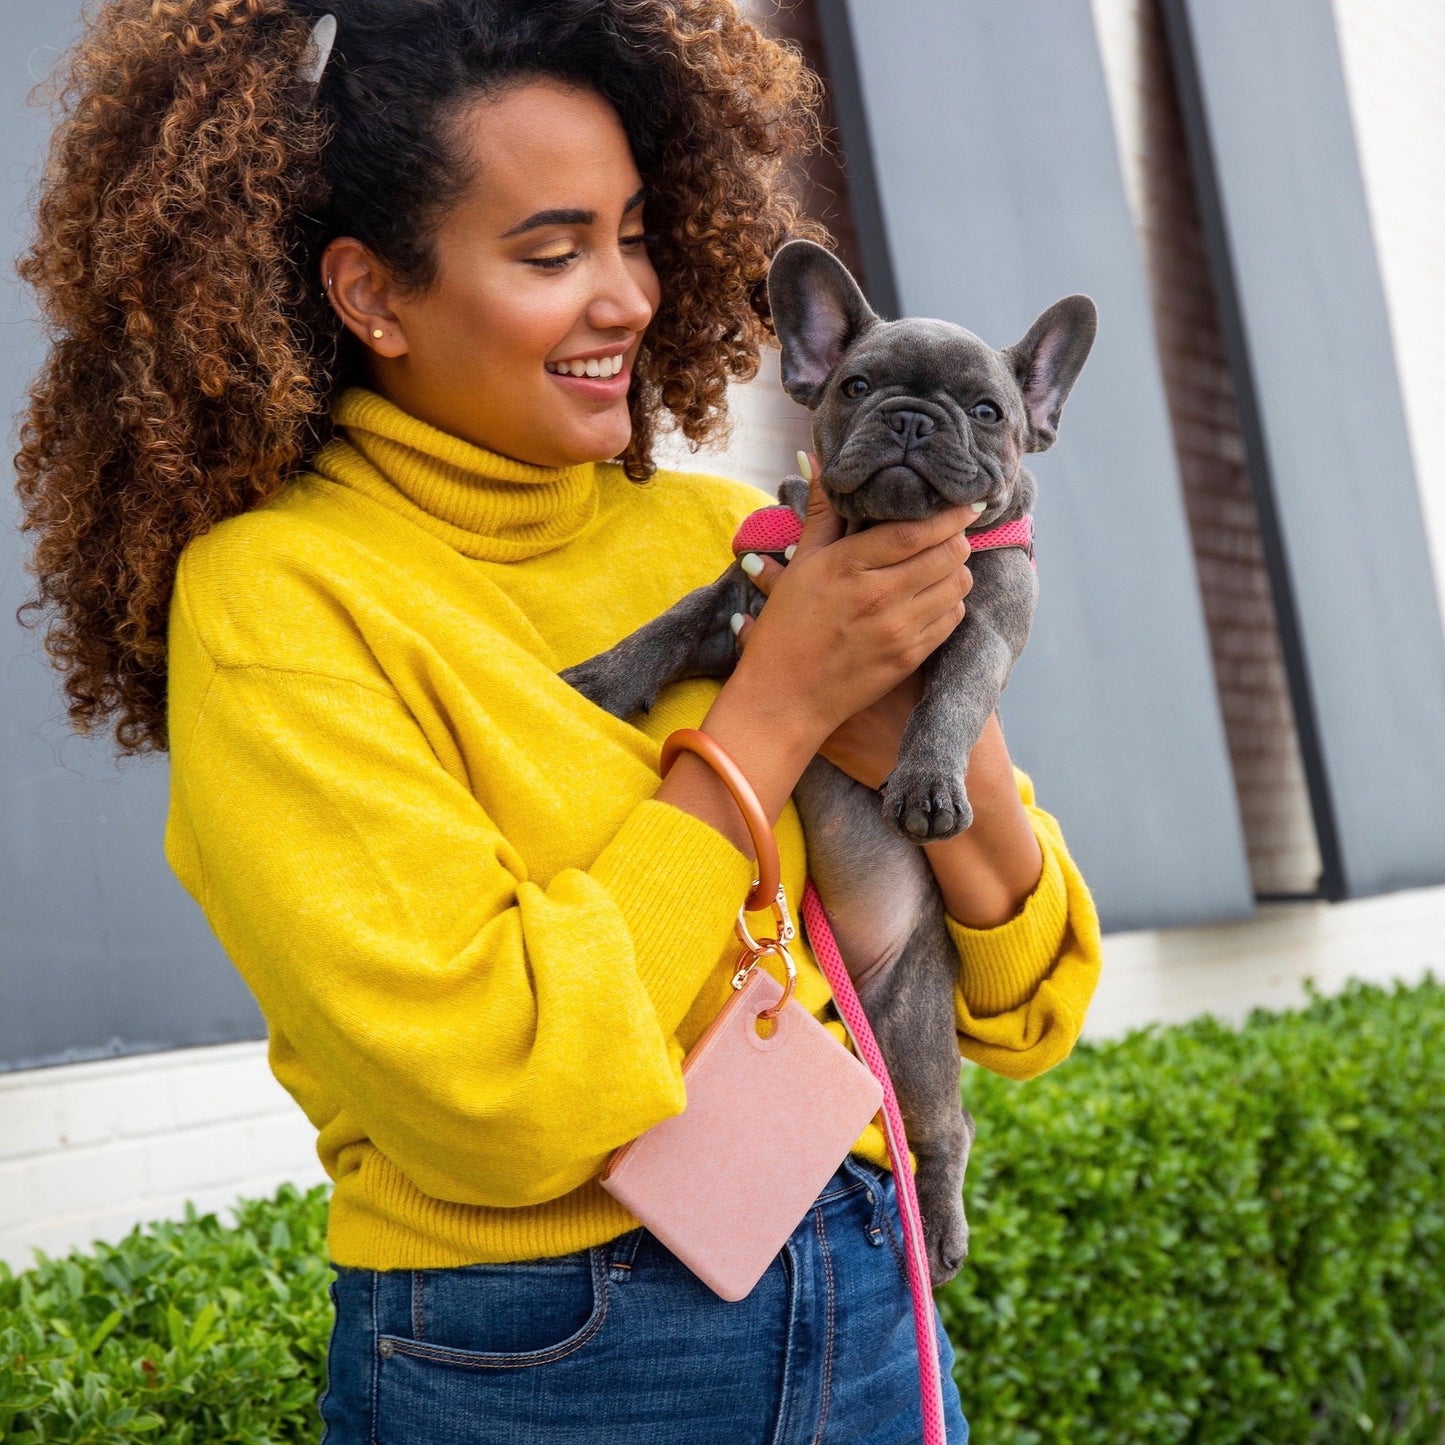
[1003,295,1098,452]
[768,240,880,408]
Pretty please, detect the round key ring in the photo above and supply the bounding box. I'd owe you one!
[659,728,780,911]
[660,729,798,1021]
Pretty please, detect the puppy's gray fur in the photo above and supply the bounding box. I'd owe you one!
[562,240,1096,1286]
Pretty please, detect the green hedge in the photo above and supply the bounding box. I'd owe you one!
[0,1188,332,1444]
[2,976,1442,1443]
[939,974,1445,1444]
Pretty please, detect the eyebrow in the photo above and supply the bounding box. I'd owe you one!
[500,185,649,240]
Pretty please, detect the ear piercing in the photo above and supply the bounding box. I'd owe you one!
[372,329,385,340]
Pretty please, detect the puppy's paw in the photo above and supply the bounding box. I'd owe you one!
[777,474,810,519]
[881,765,973,842]
[558,657,656,721]
[923,1197,970,1290]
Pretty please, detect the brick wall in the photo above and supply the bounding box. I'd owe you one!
[1090,0,1323,897]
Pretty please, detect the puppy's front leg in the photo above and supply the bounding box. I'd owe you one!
[559,564,760,720]
[881,617,1016,843]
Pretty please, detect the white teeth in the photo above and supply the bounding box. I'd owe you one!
[547,354,625,378]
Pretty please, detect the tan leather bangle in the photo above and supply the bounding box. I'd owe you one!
[659,728,780,913]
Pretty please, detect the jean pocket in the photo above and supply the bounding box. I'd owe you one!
[377,1246,609,1371]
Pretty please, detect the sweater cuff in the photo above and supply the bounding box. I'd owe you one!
[945,811,1070,1017]
[589,797,757,1037]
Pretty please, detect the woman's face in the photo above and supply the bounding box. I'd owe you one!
[325,79,661,468]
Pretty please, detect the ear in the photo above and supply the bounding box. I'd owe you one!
[767,239,880,407]
[322,236,409,359]
[1003,295,1098,451]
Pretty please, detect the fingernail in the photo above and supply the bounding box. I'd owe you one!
[740,552,764,578]
[796,450,814,482]
[784,544,797,561]
[970,501,988,514]
[730,612,745,636]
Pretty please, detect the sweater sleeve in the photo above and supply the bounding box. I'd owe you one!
[946,766,1103,1080]
[166,657,756,1213]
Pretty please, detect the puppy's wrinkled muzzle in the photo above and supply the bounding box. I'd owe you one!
[832,464,961,523]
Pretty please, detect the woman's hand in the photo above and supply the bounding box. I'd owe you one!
[726,453,979,753]
[655,453,979,858]
[731,453,979,788]
[734,607,924,790]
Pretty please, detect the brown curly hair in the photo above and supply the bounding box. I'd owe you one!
[14,0,830,756]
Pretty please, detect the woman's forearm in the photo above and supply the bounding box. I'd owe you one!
[652,654,827,860]
[921,711,1043,927]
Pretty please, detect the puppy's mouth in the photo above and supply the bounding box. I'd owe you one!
[867,463,932,493]
[828,463,955,523]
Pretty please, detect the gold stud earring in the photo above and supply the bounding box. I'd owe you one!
[372,329,385,340]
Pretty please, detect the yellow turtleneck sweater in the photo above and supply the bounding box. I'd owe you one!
[164,387,1103,1269]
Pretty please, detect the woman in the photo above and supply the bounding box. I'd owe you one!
[15,0,1102,1439]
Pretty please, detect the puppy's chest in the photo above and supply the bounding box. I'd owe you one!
[961,545,1038,650]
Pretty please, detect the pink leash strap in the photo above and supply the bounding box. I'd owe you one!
[802,878,951,1443]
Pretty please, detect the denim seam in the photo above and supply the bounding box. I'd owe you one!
[879,1195,911,1285]
[410,1271,424,1341]
[811,1207,837,1445]
[376,1247,609,1370]
[766,1244,801,1445]
[607,1225,645,1282]
[368,1271,381,1445]
[317,1276,338,1437]
[813,1180,866,1206]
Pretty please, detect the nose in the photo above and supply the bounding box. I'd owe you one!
[586,243,658,336]
[887,409,935,450]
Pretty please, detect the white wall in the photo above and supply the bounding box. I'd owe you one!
[0,1042,324,1272]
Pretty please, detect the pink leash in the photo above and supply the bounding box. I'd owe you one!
[729,500,1025,1442]
[802,878,951,1444]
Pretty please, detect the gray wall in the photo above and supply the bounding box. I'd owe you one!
[2,1,263,1071]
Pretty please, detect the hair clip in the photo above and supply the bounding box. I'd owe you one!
[296,13,338,104]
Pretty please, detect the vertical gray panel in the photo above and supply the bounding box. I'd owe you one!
[817,0,1254,932]
[1160,0,1445,899]
[1,2,262,1070]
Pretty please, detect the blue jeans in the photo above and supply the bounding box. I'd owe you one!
[319,1152,970,1444]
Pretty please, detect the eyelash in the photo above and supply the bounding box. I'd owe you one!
[526,232,659,271]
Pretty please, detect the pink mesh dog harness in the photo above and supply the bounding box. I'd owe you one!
[732,504,1035,570]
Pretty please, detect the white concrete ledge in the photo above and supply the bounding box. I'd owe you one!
[0,1040,326,1272]
[1084,883,1445,1040]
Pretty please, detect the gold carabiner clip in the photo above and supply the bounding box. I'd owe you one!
[731,881,798,1021]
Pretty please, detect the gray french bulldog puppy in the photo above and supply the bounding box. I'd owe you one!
[562,239,1096,1286]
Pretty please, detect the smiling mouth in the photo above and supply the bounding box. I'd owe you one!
[545,354,625,379]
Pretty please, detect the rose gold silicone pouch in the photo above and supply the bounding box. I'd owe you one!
[599,966,883,1302]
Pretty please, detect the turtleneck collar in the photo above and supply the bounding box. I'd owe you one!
[311,386,601,562]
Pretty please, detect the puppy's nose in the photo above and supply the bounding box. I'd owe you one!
[887,409,936,450]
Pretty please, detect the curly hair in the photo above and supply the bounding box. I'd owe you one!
[14,0,829,756]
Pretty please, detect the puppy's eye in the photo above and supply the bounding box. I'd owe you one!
[969,400,1002,425]
[840,376,871,399]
